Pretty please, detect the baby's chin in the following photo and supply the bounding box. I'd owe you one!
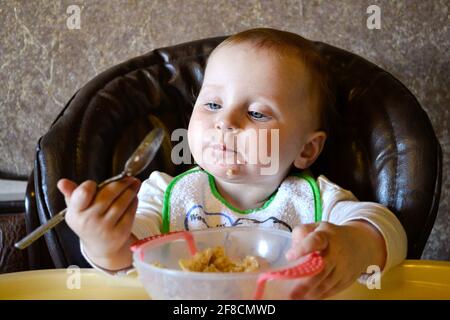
[198,161,257,182]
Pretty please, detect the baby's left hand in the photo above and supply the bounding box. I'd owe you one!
[285,221,385,300]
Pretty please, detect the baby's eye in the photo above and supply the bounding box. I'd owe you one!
[248,111,271,122]
[204,102,222,111]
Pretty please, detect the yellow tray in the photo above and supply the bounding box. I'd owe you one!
[331,260,450,300]
[0,260,449,300]
[0,269,148,300]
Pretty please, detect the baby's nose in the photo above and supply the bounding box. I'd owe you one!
[215,119,238,132]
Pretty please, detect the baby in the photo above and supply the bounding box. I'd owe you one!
[57,28,407,300]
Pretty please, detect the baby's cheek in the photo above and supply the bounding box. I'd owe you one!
[276,133,302,170]
[238,129,280,166]
[259,128,283,163]
[187,127,201,159]
[188,122,213,164]
[266,128,279,156]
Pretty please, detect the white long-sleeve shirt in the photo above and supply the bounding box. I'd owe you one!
[81,170,407,279]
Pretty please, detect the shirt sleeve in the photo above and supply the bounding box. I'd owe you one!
[318,175,408,281]
[131,170,173,239]
[80,170,173,276]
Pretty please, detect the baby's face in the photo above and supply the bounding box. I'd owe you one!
[188,43,320,184]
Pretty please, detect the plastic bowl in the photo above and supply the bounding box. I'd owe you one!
[132,227,314,300]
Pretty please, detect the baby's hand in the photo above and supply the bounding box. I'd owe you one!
[57,177,141,270]
[285,221,385,300]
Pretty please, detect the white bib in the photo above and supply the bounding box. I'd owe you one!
[161,167,322,233]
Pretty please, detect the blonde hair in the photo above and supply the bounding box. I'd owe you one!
[208,28,335,134]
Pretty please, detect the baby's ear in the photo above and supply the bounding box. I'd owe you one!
[293,131,327,169]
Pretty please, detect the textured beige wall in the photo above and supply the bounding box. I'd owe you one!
[0,0,448,260]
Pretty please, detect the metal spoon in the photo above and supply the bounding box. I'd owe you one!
[15,127,165,250]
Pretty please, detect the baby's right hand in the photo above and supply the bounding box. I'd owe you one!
[57,177,141,270]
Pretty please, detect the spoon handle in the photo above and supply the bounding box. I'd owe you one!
[14,172,128,250]
[15,209,68,250]
[97,172,127,188]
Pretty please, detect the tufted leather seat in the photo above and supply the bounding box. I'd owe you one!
[24,35,442,269]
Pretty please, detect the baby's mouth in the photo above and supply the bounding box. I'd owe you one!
[207,143,246,165]
[211,143,235,153]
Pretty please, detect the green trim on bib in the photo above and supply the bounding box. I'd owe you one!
[293,172,322,223]
[161,167,202,233]
[161,167,323,233]
[206,172,277,215]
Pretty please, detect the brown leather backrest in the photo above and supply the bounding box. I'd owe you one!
[26,35,442,268]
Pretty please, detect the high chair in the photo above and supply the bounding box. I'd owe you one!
[23,35,442,269]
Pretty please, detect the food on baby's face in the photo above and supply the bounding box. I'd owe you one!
[178,246,260,273]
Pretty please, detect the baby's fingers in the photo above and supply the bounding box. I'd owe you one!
[102,180,140,227]
[69,180,97,211]
[116,196,139,235]
[290,264,335,300]
[286,231,329,260]
[291,223,320,245]
[315,277,355,300]
[57,179,79,206]
[91,177,138,214]
[293,223,319,239]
